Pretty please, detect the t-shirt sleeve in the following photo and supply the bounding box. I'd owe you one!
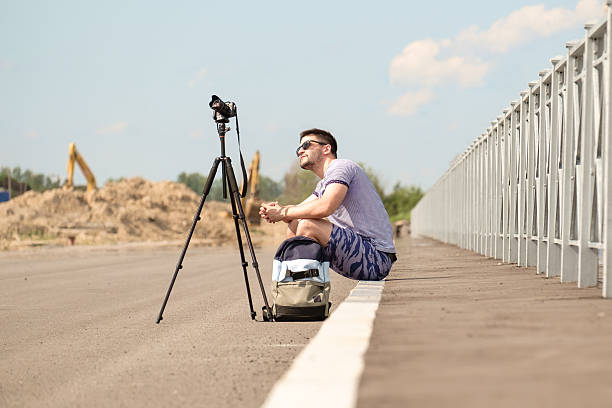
[313,179,323,198]
[323,161,356,190]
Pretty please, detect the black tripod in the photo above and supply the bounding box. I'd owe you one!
[156,95,272,323]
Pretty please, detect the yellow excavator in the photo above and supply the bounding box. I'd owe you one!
[63,142,97,192]
[241,150,261,224]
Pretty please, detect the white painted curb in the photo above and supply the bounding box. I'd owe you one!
[261,280,385,408]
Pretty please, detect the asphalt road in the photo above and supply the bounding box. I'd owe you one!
[0,244,356,407]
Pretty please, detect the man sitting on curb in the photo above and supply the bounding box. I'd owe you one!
[259,128,396,281]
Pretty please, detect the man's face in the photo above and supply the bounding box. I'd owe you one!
[297,136,326,170]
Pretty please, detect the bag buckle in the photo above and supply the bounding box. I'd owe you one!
[287,269,319,280]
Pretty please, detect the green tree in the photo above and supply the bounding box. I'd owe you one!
[357,162,385,199]
[258,175,283,201]
[383,183,424,222]
[0,166,62,198]
[355,163,424,222]
[177,171,205,193]
[176,171,229,201]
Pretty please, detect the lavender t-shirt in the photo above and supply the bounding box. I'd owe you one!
[313,159,395,253]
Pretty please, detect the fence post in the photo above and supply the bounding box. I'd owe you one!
[518,92,529,266]
[507,104,517,263]
[536,73,548,274]
[577,23,600,288]
[546,59,563,278]
[487,125,495,257]
[495,120,504,258]
[526,81,539,267]
[603,1,612,297]
[560,41,580,282]
[501,112,509,262]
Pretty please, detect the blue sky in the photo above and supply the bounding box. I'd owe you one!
[0,0,606,192]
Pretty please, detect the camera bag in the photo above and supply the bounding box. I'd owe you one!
[271,236,331,321]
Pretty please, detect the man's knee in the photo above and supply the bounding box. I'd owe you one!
[286,219,299,238]
[295,219,318,237]
[295,219,332,246]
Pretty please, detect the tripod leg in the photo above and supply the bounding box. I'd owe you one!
[226,174,257,320]
[156,157,221,324]
[222,160,227,199]
[223,158,273,318]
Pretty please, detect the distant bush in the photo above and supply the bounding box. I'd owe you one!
[104,177,126,184]
[259,175,283,201]
[383,183,424,223]
[358,163,423,222]
[0,166,62,198]
[177,171,224,201]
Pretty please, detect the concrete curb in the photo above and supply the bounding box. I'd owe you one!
[261,280,384,408]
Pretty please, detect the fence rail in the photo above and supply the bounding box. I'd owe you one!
[411,4,612,297]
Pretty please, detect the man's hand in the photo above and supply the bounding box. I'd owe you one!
[259,201,284,223]
[264,204,286,223]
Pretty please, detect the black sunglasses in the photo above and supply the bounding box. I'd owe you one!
[296,140,328,157]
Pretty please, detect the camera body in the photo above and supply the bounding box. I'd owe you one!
[209,95,236,123]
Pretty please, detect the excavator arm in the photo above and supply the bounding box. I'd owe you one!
[64,142,97,192]
[241,151,261,224]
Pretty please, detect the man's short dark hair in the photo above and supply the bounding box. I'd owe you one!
[299,128,337,158]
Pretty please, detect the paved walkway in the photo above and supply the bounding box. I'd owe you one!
[357,236,612,408]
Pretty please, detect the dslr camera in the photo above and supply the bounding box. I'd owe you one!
[209,95,236,123]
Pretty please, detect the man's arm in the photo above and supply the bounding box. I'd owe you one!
[265,183,348,222]
[259,194,318,222]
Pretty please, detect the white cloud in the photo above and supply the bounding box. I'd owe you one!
[388,88,434,116]
[455,0,605,53]
[387,0,607,114]
[96,121,128,135]
[390,39,490,87]
[188,67,207,88]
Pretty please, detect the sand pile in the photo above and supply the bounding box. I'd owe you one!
[0,178,241,249]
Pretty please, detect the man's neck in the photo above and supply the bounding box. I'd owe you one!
[313,157,336,179]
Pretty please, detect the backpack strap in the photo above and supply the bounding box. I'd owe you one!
[287,269,320,280]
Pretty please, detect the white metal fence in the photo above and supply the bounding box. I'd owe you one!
[411,7,612,297]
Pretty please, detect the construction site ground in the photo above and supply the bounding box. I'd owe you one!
[4,236,612,407]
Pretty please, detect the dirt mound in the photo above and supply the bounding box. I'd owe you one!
[0,178,241,249]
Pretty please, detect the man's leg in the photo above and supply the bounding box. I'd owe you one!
[293,219,333,247]
[286,219,299,239]
[326,225,393,281]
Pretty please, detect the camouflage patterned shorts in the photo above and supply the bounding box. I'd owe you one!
[325,225,394,281]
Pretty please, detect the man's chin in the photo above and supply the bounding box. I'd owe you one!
[300,162,313,170]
